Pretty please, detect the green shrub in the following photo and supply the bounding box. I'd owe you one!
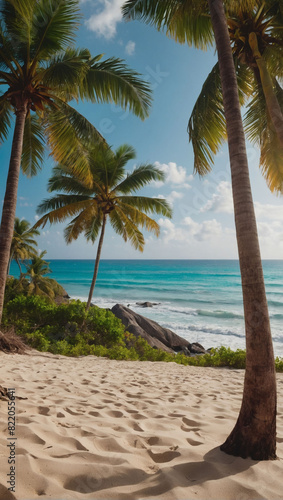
[3,293,283,371]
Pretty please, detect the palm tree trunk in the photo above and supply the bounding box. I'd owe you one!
[86,214,107,311]
[249,32,283,147]
[208,0,277,460]
[0,103,28,324]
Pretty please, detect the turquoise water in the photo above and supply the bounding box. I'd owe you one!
[10,259,283,357]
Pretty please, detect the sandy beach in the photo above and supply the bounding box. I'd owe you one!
[0,351,283,500]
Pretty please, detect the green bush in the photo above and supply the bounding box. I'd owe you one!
[3,293,283,371]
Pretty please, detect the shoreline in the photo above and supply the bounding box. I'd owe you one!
[0,351,283,499]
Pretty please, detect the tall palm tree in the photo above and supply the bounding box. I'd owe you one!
[8,217,39,276]
[188,0,283,192]
[0,0,152,324]
[35,144,172,309]
[122,0,277,460]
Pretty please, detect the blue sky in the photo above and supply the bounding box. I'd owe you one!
[1,0,283,259]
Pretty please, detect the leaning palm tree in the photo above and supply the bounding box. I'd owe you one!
[8,218,39,276]
[35,144,172,309]
[0,0,152,324]
[122,0,277,460]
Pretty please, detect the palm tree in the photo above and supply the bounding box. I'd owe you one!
[122,0,277,460]
[8,218,39,276]
[0,0,152,324]
[35,144,172,309]
[24,250,64,300]
[188,1,283,192]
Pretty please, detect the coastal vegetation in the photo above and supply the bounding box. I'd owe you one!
[2,290,283,372]
[122,0,280,460]
[0,0,152,324]
[34,143,172,309]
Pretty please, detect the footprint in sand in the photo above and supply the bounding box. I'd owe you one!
[38,406,50,416]
[147,449,181,463]
[186,437,204,446]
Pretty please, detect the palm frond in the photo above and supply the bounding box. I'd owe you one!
[22,114,45,176]
[110,207,145,251]
[0,97,12,143]
[47,166,93,195]
[30,0,81,62]
[122,0,213,49]
[83,213,102,243]
[40,48,91,94]
[80,56,152,120]
[64,208,101,243]
[188,62,226,175]
[244,80,283,193]
[116,201,160,237]
[114,164,166,194]
[45,100,106,184]
[35,196,93,227]
[118,196,173,217]
[0,23,22,74]
[0,0,34,39]
[188,59,253,175]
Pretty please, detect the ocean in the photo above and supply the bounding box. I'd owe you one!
[10,259,283,357]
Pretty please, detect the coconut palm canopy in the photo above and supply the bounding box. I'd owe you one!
[0,0,152,176]
[123,0,283,193]
[34,144,172,307]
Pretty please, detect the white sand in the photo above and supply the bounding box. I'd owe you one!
[0,351,283,500]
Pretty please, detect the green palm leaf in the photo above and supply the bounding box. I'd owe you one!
[45,101,106,184]
[80,56,152,120]
[0,97,12,143]
[111,206,145,251]
[22,114,45,176]
[122,0,213,49]
[245,80,283,193]
[47,167,93,195]
[36,196,93,227]
[114,164,166,194]
[30,0,81,62]
[118,196,172,217]
[64,208,101,243]
[41,48,91,91]
[188,59,254,175]
[116,201,160,236]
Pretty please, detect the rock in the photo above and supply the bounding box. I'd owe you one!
[136,301,160,308]
[190,342,206,354]
[111,304,191,353]
[54,286,70,305]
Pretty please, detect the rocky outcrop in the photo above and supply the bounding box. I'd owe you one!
[136,302,160,308]
[111,304,206,355]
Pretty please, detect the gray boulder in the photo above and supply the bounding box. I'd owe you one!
[111,304,191,354]
[136,301,160,308]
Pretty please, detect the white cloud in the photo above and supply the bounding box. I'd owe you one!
[183,217,222,241]
[85,0,124,39]
[125,40,135,55]
[153,161,193,187]
[255,202,283,221]
[167,190,184,205]
[158,217,223,244]
[200,181,233,214]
